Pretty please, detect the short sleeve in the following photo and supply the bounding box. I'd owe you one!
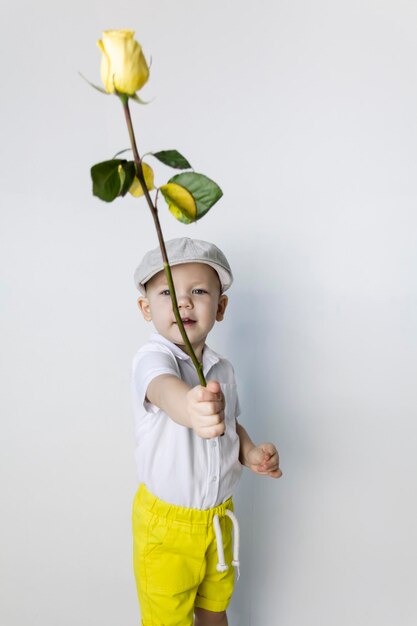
[132,348,180,414]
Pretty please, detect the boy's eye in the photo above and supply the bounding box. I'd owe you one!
[160,289,170,296]
[192,288,207,295]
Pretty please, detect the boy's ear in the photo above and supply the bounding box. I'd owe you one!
[216,294,228,321]
[137,297,152,321]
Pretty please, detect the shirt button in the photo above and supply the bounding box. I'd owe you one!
[212,440,217,447]
[211,475,218,483]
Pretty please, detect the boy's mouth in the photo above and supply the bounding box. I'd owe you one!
[176,317,196,326]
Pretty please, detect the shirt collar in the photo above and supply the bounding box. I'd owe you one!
[149,332,220,375]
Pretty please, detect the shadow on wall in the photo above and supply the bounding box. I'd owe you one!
[219,288,286,626]
[221,287,286,436]
[220,286,320,624]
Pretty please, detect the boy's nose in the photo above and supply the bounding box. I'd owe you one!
[177,294,193,308]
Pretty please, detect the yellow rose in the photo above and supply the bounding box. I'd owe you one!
[97,30,149,96]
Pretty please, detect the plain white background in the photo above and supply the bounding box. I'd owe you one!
[1,1,417,624]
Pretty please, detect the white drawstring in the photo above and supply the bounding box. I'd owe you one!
[213,514,228,572]
[226,510,240,572]
[213,510,241,579]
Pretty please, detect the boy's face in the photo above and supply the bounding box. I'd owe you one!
[137,262,228,360]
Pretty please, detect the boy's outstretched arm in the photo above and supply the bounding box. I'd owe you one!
[146,375,225,439]
[236,420,282,478]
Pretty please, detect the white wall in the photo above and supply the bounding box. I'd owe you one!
[1,1,417,624]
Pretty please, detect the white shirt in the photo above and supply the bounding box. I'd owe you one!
[131,333,243,509]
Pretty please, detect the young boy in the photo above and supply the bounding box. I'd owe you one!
[131,237,281,626]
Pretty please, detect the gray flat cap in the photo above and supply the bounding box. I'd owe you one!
[134,237,233,294]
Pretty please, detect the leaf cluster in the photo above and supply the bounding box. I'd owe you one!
[91,149,222,223]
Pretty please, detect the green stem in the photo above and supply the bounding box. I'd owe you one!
[122,97,206,386]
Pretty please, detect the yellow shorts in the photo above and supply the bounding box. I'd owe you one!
[132,484,235,626]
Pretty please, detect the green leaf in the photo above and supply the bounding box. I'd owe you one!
[167,172,222,220]
[130,93,152,105]
[112,148,132,159]
[119,161,137,196]
[91,159,125,202]
[153,150,192,170]
[129,163,155,197]
[78,72,108,94]
[160,183,197,224]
